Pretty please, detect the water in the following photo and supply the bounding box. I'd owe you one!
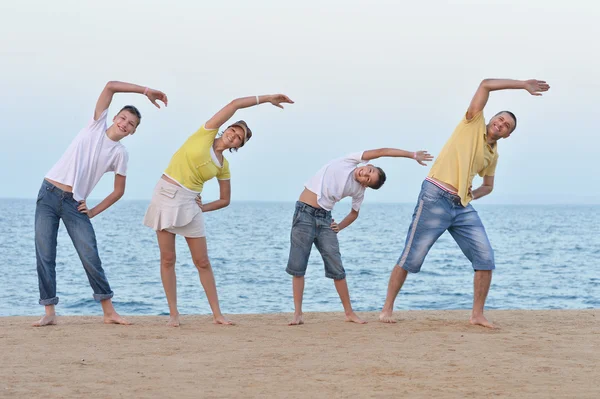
[0,199,598,316]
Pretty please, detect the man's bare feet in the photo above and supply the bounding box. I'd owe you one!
[32,314,57,327]
[213,315,234,325]
[288,313,304,326]
[345,312,367,324]
[378,310,397,324]
[103,313,131,325]
[166,314,180,327]
[469,314,496,328]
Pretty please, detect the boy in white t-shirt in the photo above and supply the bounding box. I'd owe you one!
[33,81,168,327]
[286,148,433,325]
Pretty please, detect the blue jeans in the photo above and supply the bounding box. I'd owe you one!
[286,201,346,280]
[397,180,495,273]
[35,180,113,305]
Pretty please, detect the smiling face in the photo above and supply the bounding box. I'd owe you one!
[487,111,516,141]
[354,164,384,188]
[221,125,246,149]
[112,110,139,137]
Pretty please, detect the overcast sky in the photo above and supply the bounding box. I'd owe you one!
[1,0,598,204]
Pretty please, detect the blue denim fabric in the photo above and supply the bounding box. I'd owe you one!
[286,201,346,280]
[35,180,114,305]
[397,180,495,273]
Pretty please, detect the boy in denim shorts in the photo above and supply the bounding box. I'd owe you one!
[379,78,550,328]
[286,148,433,325]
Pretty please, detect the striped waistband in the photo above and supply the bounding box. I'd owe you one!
[425,177,458,195]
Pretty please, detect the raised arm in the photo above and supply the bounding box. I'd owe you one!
[94,81,168,120]
[466,78,550,120]
[362,148,433,166]
[204,94,294,130]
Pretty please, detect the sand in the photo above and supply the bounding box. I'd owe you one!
[1,310,598,398]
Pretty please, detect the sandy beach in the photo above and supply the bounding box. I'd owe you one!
[1,310,598,398]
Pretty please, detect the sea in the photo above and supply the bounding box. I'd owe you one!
[1,199,598,316]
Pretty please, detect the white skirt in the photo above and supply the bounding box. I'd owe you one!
[143,178,206,238]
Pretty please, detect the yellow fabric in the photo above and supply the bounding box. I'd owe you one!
[428,111,498,206]
[164,125,231,193]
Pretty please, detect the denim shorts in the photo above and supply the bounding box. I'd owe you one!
[397,180,495,273]
[286,201,346,280]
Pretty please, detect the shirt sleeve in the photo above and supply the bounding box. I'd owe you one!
[194,124,219,138]
[114,149,129,176]
[344,152,365,165]
[463,110,484,125]
[217,158,231,180]
[351,192,365,212]
[88,109,109,131]
[480,154,498,177]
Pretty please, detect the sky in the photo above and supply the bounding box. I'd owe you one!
[1,0,598,204]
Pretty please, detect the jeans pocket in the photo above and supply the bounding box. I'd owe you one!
[421,192,440,203]
[36,187,47,204]
[292,209,301,225]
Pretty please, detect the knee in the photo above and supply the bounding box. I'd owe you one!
[160,252,176,269]
[193,257,211,271]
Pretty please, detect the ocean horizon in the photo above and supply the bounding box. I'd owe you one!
[1,198,598,316]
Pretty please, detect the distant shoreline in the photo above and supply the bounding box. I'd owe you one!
[2,197,600,205]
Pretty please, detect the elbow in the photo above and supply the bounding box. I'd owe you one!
[480,79,493,89]
[105,81,118,92]
[114,189,125,200]
[222,199,231,208]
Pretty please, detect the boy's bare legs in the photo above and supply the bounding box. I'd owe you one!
[32,305,57,327]
[333,278,366,324]
[157,230,180,327]
[186,236,233,325]
[379,265,409,323]
[469,270,495,328]
[101,299,131,325]
[289,276,305,325]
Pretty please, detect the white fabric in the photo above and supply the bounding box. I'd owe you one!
[143,178,206,238]
[304,152,366,211]
[45,109,128,201]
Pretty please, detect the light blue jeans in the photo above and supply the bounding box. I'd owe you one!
[397,180,495,273]
[35,180,113,305]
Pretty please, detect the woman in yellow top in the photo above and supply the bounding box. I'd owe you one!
[144,94,294,327]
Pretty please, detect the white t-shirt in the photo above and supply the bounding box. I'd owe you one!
[304,152,366,212]
[45,109,129,201]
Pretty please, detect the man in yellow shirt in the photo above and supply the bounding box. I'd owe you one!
[379,78,550,328]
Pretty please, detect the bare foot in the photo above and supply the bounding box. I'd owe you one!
[213,315,234,325]
[166,315,180,327]
[103,313,131,325]
[345,312,367,324]
[32,314,57,327]
[378,310,397,324]
[288,313,304,326]
[469,314,496,329]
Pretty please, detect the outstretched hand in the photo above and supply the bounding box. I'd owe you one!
[267,94,294,109]
[414,150,434,166]
[146,89,169,108]
[524,80,550,96]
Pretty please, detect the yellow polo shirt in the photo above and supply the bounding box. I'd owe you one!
[164,125,231,193]
[428,111,498,206]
